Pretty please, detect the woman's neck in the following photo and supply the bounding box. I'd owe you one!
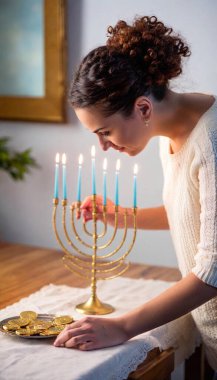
[151,90,215,153]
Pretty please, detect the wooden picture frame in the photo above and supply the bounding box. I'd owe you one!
[0,0,66,123]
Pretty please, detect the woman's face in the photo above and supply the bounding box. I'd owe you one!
[75,103,152,156]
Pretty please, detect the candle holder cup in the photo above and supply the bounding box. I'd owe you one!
[52,195,137,315]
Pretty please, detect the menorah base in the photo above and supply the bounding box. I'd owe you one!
[76,295,115,315]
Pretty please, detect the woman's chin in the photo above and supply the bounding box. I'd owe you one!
[127,147,143,156]
[124,150,139,157]
[117,146,143,156]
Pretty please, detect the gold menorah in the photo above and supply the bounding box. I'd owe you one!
[52,195,137,315]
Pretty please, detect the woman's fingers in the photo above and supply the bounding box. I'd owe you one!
[71,201,82,219]
[81,195,103,211]
[78,341,95,350]
[64,334,93,348]
[71,198,95,220]
[81,195,104,222]
[80,196,92,210]
[54,324,94,350]
[54,330,94,349]
[82,209,92,221]
[54,319,95,349]
[71,195,117,224]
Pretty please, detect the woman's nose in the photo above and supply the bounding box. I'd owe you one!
[98,135,111,151]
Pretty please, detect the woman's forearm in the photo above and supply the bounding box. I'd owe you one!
[126,205,169,230]
[118,273,217,339]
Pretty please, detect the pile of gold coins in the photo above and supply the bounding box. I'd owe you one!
[2,311,74,337]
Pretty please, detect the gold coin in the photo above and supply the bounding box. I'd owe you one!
[53,316,74,325]
[7,318,29,327]
[40,326,64,336]
[15,328,37,336]
[29,320,53,330]
[2,323,19,331]
[29,326,44,333]
[3,321,21,330]
[20,311,37,321]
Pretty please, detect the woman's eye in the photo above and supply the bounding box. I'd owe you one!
[100,131,110,137]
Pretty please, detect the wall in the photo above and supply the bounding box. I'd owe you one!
[0,0,217,269]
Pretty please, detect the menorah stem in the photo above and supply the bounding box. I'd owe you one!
[91,194,97,300]
[75,194,115,315]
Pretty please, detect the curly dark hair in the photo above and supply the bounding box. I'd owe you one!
[69,16,190,117]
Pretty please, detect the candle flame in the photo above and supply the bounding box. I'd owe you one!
[116,159,121,171]
[103,158,107,171]
[91,145,96,158]
[55,153,60,164]
[78,154,83,165]
[133,163,138,175]
[62,153,67,165]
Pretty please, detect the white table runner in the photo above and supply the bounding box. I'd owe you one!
[0,277,200,380]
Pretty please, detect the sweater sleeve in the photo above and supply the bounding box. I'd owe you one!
[192,147,217,287]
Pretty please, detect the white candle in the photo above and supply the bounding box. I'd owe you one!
[54,153,60,199]
[103,158,107,206]
[91,145,96,195]
[133,164,138,208]
[115,159,120,206]
[62,153,67,200]
[77,154,83,202]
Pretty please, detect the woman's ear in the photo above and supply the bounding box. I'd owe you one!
[134,96,152,120]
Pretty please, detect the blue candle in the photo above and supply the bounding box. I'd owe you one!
[77,154,83,202]
[91,146,96,195]
[115,159,120,206]
[133,164,138,208]
[54,153,60,198]
[62,153,67,200]
[103,158,107,206]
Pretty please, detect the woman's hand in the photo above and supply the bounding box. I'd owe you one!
[73,195,128,228]
[53,316,129,350]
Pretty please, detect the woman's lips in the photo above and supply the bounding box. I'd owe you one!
[111,143,125,152]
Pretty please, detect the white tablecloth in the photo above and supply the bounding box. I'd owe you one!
[0,277,200,380]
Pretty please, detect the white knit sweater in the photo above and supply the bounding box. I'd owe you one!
[159,96,217,369]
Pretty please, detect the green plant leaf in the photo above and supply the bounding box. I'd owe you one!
[0,137,39,181]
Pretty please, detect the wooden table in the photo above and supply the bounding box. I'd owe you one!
[0,242,203,380]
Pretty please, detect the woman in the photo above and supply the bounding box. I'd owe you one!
[54,16,217,371]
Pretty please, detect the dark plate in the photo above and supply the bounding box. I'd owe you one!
[0,313,57,339]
